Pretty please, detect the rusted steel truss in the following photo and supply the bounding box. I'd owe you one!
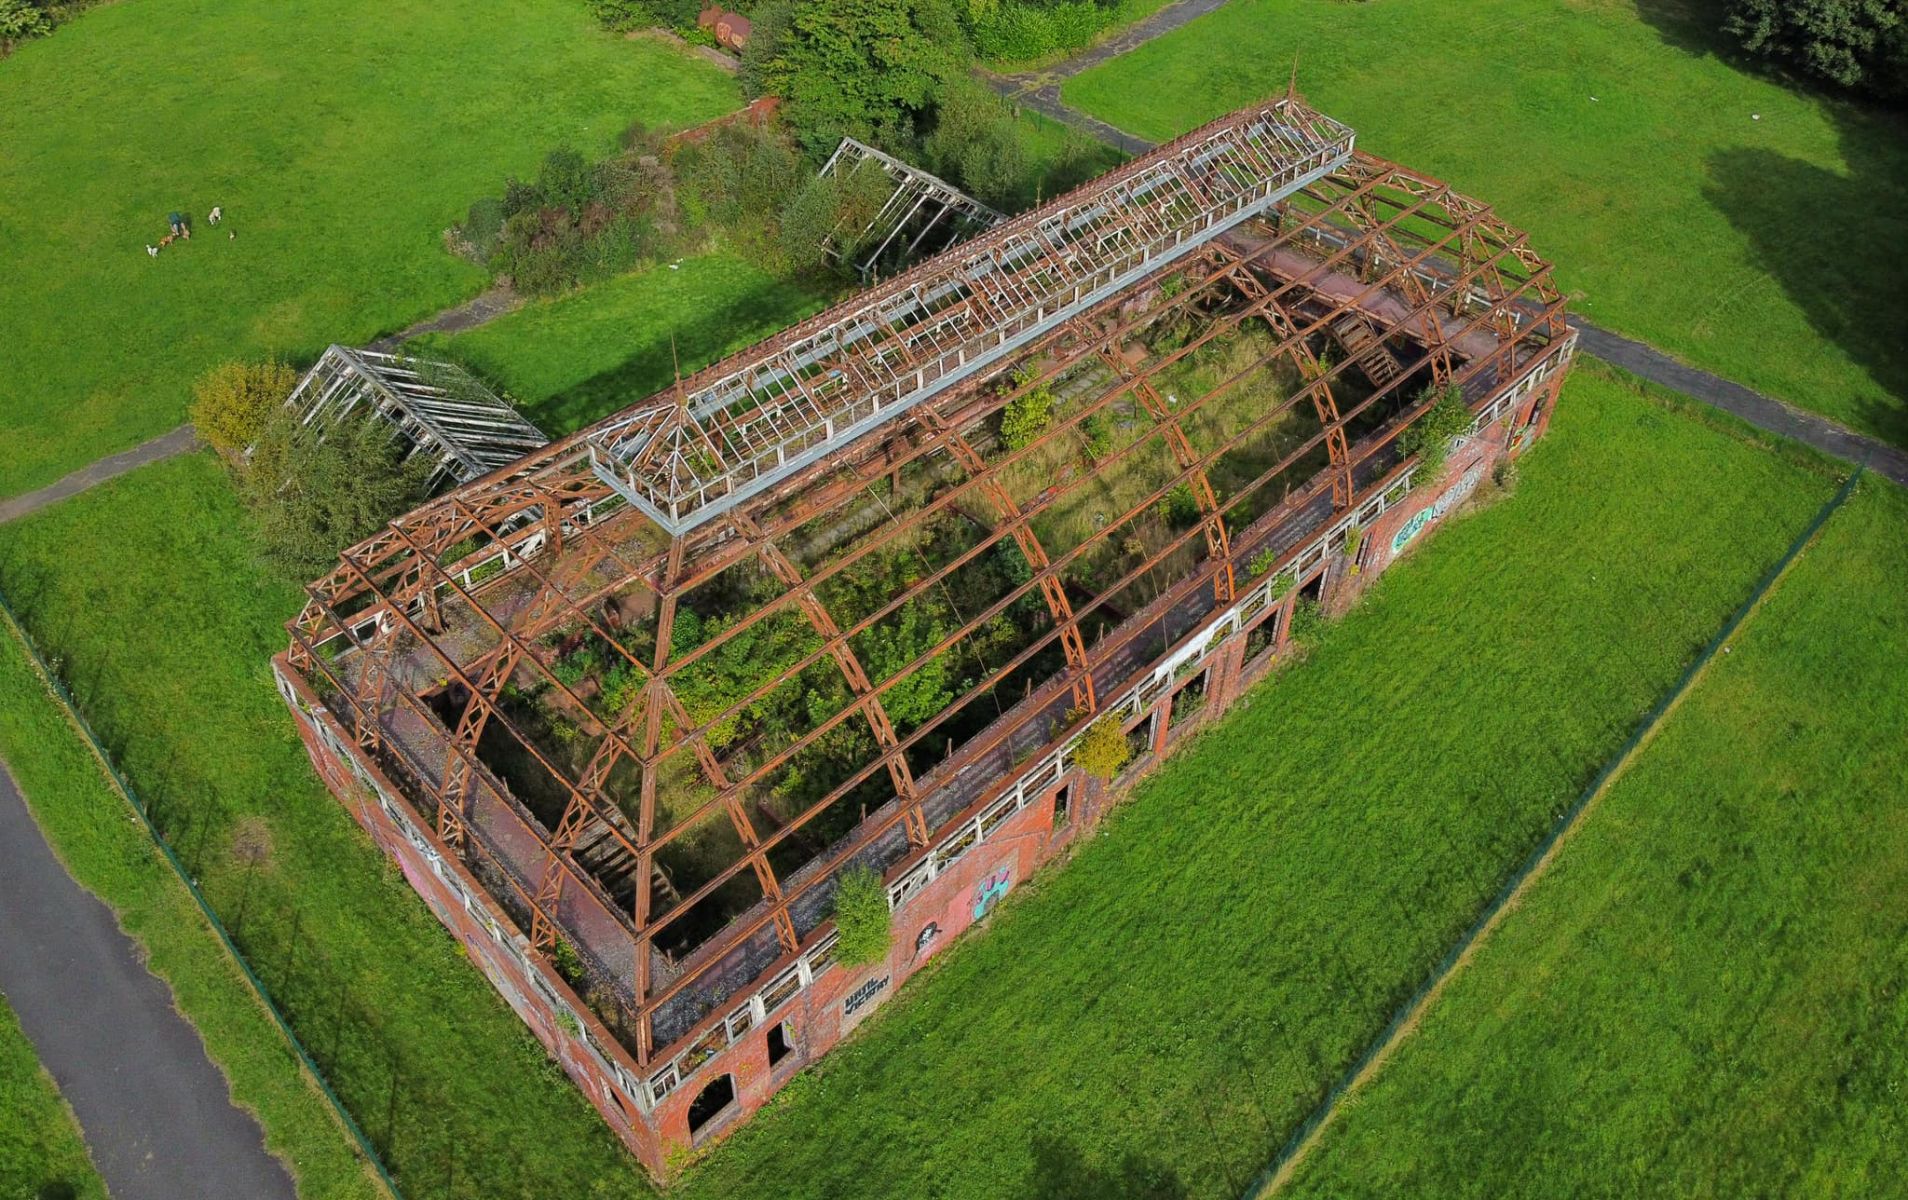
[285,98,1569,1080]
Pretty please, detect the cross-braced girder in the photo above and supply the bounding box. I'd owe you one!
[286,99,1571,1084]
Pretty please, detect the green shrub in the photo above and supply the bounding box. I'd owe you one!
[1000,374,1056,450]
[922,76,1030,209]
[831,865,892,966]
[970,0,1107,63]
[236,408,431,581]
[1074,714,1131,780]
[587,0,653,32]
[1080,413,1113,463]
[1155,481,1201,528]
[190,359,299,457]
[1287,596,1324,648]
[1248,548,1279,579]
[0,0,51,50]
[1398,385,1472,483]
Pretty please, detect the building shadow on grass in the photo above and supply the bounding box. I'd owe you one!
[1025,1136,1190,1199]
[1700,101,1908,447]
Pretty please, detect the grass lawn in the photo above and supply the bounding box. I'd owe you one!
[0,994,104,1200]
[0,0,737,500]
[419,252,837,435]
[668,363,1840,1199]
[0,621,383,1200]
[1062,0,1908,448]
[0,454,654,1199]
[1284,477,1908,1197]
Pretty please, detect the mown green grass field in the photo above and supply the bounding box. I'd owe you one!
[1284,479,1908,1198]
[0,994,104,1200]
[0,0,736,499]
[1064,0,1908,448]
[0,621,384,1200]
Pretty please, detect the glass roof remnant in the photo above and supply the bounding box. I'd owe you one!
[585,100,1357,536]
[284,346,550,489]
[816,136,1006,281]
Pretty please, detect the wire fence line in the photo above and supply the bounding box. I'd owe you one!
[0,589,413,1200]
[1240,465,1867,1198]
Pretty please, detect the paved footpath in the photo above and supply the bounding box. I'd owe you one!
[0,425,199,525]
[0,760,297,1200]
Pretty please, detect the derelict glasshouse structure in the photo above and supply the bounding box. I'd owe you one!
[274,95,1576,1175]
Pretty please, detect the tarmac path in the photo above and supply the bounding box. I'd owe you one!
[0,760,298,1200]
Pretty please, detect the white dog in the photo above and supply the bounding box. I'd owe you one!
[146,244,159,257]
[208,205,223,226]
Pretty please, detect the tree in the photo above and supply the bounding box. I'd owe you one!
[239,408,431,580]
[190,359,298,457]
[0,0,50,52]
[762,0,969,156]
[1725,0,1907,101]
[1075,714,1131,780]
[830,864,892,966]
[922,77,1031,210]
[1397,384,1472,483]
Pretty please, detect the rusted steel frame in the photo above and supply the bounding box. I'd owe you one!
[369,524,665,784]
[1341,182,1460,386]
[331,550,653,880]
[638,316,1548,958]
[1216,264,1355,506]
[1100,348,1237,605]
[651,231,1546,773]
[923,410,1097,713]
[635,285,1550,893]
[733,513,932,847]
[652,190,1442,685]
[374,682,646,1005]
[436,642,525,851]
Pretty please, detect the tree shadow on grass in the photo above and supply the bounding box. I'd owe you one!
[1700,102,1908,447]
[506,278,832,437]
[1025,1135,1190,1200]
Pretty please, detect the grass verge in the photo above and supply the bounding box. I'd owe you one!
[0,992,104,1200]
[1282,477,1908,1197]
[1063,0,1908,447]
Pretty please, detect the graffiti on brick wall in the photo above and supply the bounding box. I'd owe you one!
[1390,463,1486,555]
[972,867,1012,920]
[844,975,889,1016]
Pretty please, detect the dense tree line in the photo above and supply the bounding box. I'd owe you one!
[1725,0,1906,102]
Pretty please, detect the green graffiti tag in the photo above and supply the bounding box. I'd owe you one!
[1390,464,1486,555]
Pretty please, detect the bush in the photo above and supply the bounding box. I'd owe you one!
[1000,372,1056,450]
[237,407,431,580]
[1155,481,1201,528]
[0,0,51,50]
[1080,413,1113,463]
[831,865,892,966]
[1398,385,1472,483]
[1075,714,1131,780]
[1287,596,1324,648]
[969,0,1107,63]
[190,359,299,457]
[1725,0,1907,101]
[922,76,1030,209]
[587,0,653,32]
